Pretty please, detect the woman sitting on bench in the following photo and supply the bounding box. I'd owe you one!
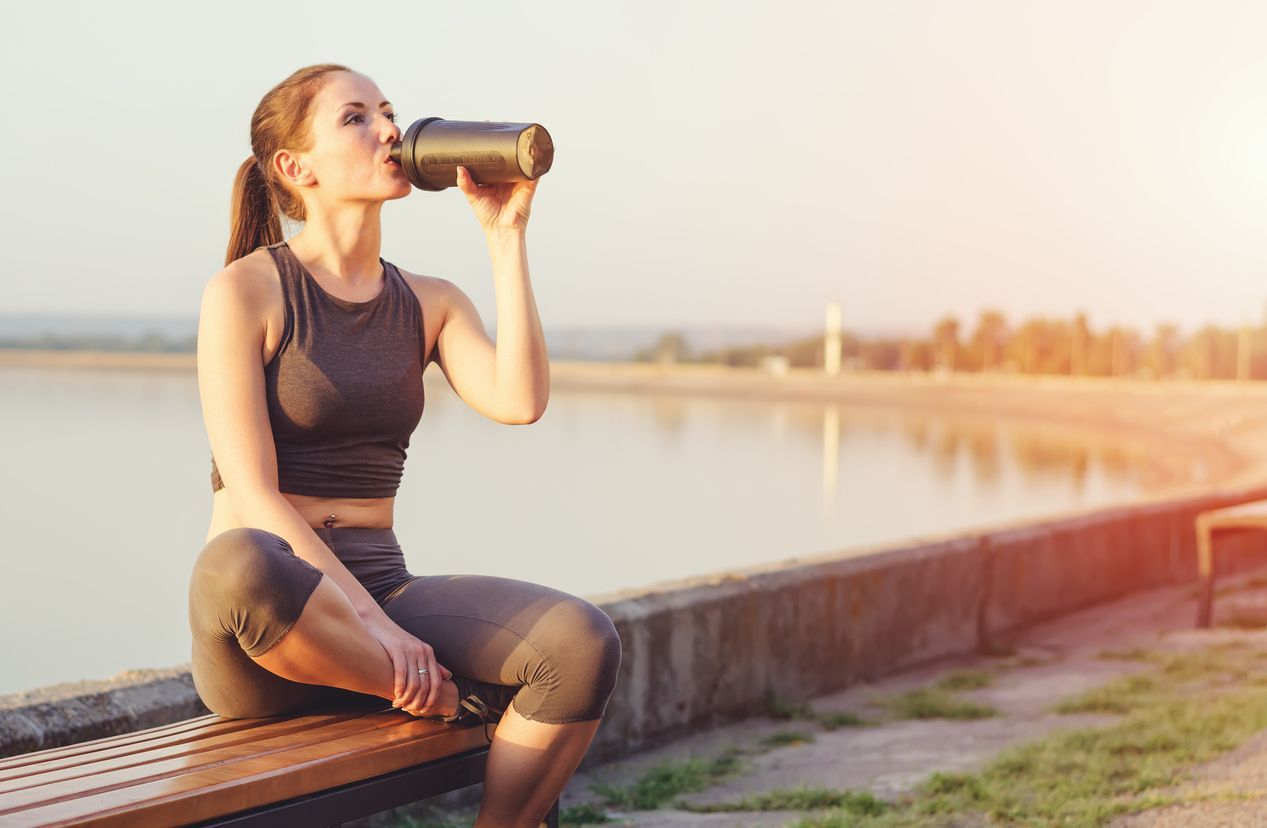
[187,63,621,828]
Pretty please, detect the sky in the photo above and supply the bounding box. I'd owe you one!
[1,0,1265,338]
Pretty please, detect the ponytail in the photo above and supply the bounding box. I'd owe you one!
[226,63,353,267]
[225,156,281,266]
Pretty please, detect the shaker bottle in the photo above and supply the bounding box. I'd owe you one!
[389,117,554,191]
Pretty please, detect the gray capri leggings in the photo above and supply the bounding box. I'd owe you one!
[187,525,622,724]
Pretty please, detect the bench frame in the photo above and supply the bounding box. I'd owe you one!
[1195,499,1267,628]
[200,746,560,827]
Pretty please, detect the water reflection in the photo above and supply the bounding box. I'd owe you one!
[822,406,839,517]
[651,396,687,445]
[811,403,1181,522]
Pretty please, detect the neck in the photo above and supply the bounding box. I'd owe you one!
[286,201,385,286]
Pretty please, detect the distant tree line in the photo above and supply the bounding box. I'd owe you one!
[636,310,1267,381]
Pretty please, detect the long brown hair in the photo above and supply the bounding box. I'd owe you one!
[225,63,352,266]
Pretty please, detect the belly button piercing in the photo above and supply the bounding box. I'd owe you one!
[324,513,337,529]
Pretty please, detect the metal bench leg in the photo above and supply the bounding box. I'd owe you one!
[540,798,559,828]
[1197,518,1215,628]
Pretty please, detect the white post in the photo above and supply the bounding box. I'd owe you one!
[825,302,842,375]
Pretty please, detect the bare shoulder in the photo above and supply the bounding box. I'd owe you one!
[202,246,285,317]
[199,249,284,359]
[202,249,279,311]
[394,265,456,313]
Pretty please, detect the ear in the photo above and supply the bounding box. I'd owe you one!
[272,148,317,188]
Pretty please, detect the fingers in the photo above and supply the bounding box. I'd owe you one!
[397,650,420,710]
[400,669,446,717]
[390,647,408,707]
[405,662,430,712]
[456,165,492,191]
[421,650,441,712]
[396,645,438,714]
[391,648,418,711]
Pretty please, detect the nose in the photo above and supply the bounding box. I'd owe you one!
[381,115,402,144]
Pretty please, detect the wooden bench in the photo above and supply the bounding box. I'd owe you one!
[0,702,560,827]
[1195,498,1267,628]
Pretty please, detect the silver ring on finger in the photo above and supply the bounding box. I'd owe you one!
[418,667,429,675]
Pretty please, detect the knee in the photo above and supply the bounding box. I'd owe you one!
[532,597,623,720]
[574,601,623,696]
[190,527,297,605]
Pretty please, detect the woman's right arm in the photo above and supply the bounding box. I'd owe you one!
[196,261,392,625]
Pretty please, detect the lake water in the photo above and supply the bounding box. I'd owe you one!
[0,365,1170,695]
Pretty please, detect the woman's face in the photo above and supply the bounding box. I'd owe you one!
[287,71,411,208]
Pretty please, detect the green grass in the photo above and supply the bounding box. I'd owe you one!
[817,710,867,730]
[1054,672,1161,715]
[679,786,890,814]
[1159,649,1248,681]
[765,689,818,722]
[589,749,745,810]
[559,802,611,826]
[1096,647,1158,662]
[1220,607,1267,629]
[759,729,816,748]
[765,689,870,729]
[884,687,997,721]
[911,691,1267,824]
[790,643,1267,827]
[934,669,995,691]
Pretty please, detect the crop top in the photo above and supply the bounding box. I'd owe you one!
[209,241,427,498]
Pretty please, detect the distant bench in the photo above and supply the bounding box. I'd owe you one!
[1195,498,1267,628]
[0,704,559,827]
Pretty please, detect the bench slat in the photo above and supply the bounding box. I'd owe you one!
[0,711,490,827]
[0,709,438,805]
[0,716,233,772]
[1202,499,1267,525]
[0,710,375,788]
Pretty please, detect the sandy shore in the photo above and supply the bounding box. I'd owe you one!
[7,348,1267,496]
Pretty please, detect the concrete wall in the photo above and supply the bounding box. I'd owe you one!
[6,487,1267,766]
[588,486,1267,763]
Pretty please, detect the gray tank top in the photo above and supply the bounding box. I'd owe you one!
[210,241,428,498]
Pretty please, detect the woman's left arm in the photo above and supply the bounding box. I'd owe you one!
[430,165,549,424]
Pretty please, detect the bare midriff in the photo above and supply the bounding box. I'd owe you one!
[206,488,395,544]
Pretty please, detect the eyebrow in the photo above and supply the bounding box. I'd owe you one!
[341,101,392,109]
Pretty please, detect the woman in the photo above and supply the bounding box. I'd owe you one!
[187,64,622,826]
